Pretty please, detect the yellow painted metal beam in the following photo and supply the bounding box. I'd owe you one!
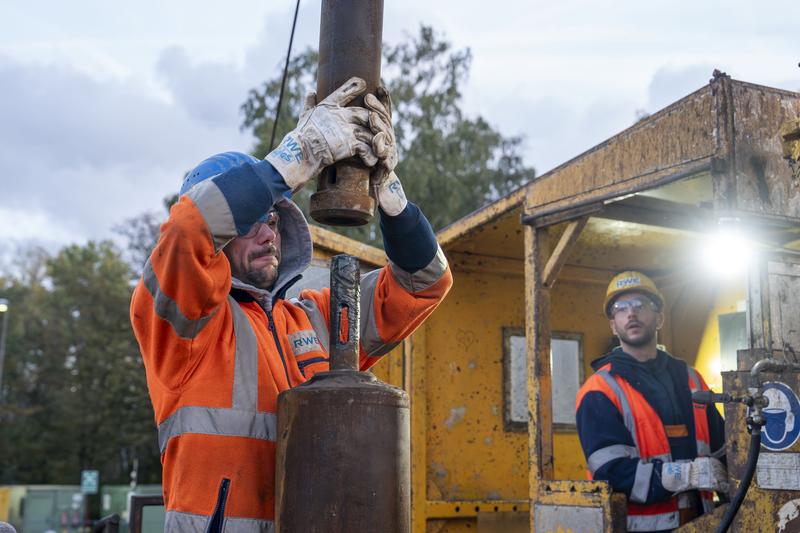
[426,500,530,519]
[410,326,428,533]
[542,216,588,288]
[437,189,525,247]
[526,224,555,530]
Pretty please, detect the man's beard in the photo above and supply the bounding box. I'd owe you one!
[617,323,657,347]
[243,266,278,290]
[242,246,280,290]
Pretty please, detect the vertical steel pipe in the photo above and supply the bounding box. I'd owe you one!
[276,254,410,532]
[310,0,384,226]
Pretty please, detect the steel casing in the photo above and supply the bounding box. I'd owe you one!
[275,371,410,533]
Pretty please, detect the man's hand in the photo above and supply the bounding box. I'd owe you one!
[661,457,729,493]
[364,86,407,216]
[266,77,378,192]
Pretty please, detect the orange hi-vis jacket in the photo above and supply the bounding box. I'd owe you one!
[576,363,715,532]
[131,172,452,532]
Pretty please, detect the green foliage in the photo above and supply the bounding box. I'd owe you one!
[241,25,535,245]
[114,194,177,277]
[0,242,160,485]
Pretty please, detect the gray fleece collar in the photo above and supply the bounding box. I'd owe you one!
[230,197,312,310]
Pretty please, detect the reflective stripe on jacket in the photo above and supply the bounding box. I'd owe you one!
[576,363,714,532]
[131,172,452,532]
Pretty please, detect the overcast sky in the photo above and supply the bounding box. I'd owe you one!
[1,0,798,258]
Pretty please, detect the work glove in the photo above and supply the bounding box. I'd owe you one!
[661,457,729,494]
[266,77,378,192]
[364,86,407,217]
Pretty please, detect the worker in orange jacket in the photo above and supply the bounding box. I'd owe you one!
[130,78,452,532]
[576,271,727,532]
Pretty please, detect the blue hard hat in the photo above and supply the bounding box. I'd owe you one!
[180,151,259,195]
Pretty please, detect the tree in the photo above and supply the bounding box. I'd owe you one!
[241,25,536,245]
[114,193,178,277]
[0,242,160,485]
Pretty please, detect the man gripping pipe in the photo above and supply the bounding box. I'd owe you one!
[130,78,452,532]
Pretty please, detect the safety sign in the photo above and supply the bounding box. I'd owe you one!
[760,381,800,451]
[81,469,99,494]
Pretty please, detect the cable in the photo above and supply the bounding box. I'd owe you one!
[269,0,302,152]
[715,428,761,533]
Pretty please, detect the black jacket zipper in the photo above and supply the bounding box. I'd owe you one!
[205,477,230,533]
[266,309,292,388]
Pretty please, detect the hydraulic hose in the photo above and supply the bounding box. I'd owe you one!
[714,429,761,533]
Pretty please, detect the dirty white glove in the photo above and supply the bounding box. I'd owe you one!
[661,457,729,493]
[373,171,408,217]
[266,77,378,191]
[364,86,407,217]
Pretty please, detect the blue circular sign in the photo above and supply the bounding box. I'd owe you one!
[760,381,800,451]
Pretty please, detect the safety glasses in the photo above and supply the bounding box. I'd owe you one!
[610,297,657,317]
[244,210,280,238]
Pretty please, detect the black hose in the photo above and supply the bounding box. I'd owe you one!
[714,429,761,533]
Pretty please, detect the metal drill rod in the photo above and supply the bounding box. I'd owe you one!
[311,0,384,226]
[329,254,360,371]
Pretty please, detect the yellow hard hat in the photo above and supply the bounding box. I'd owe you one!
[604,271,664,317]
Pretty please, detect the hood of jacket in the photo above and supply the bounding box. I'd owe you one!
[229,197,312,309]
[590,346,676,373]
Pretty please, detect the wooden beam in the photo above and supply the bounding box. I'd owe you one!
[522,201,602,228]
[597,195,713,233]
[437,188,525,247]
[542,217,588,288]
[309,224,387,267]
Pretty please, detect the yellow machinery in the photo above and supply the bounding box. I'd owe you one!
[400,72,800,531]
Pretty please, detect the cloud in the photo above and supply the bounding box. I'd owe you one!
[0,3,326,254]
[645,64,716,112]
[0,53,250,250]
[0,3,327,254]
[156,46,250,128]
[2,0,799,256]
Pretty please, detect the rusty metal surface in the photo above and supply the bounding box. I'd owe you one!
[782,119,800,183]
[329,254,360,371]
[438,189,526,248]
[766,258,800,356]
[746,253,800,358]
[446,205,525,259]
[524,83,717,217]
[523,75,800,226]
[725,80,800,221]
[276,252,410,532]
[476,511,528,532]
[721,370,800,533]
[310,166,376,226]
[534,481,627,532]
[429,75,800,533]
[276,372,410,532]
[673,503,729,533]
[311,0,383,226]
[534,504,603,532]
